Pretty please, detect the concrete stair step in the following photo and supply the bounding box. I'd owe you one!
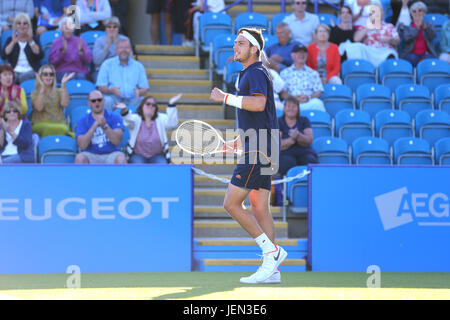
[194,219,288,238]
[152,93,212,104]
[138,55,200,69]
[148,79,212,94]
[194,174,231,187]
[194,188,227,205]
[135,44,195,56]
[159,104,224,120]
[194,205,282,219]
[195,258,306,272]
[147,68,209,80]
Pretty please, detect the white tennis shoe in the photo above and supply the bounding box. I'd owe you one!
[240,269,282,284]
[240,245,287,283]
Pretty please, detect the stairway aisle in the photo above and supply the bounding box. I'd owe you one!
[135,41,306,272]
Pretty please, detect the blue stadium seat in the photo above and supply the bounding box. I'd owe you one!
[395,84,432,118]
[312,136,350,164]
[415,110,450,146]
[234,12,269,34]
[377,59,414,93]
[434,83,450,114]
[335,109,373,145]
[424,13,449,32]
[416,59,450,93]
[276,108,284,118]
[301,109,333,139]
[434,137,450,165]
[286,165,309,213]
[352,136,392,165]
[199,12,233,52]
[223,61,243,89]
[1,29,13,49]
[393,137,433,165]
[39,30,61,50]
[70,105,91,131]
[263,34,278,48]
[341,59,376,92]
[212,33,235,75]
[38,135,78,163]
[317,13,337,26]
[375,109,413,146]
[355,83,393,118]
[321,83,354,117]
[20,79,36,120]
[270,13,289,34]
[80,30,106,51]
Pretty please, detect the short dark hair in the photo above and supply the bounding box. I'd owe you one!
[136,95,158,121]
[0,63,15,82]
[284,95,300,120]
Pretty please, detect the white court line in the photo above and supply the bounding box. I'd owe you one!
[0,293,22,300]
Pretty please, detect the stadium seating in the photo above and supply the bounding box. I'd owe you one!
[415,110,450,146]
[223,61,242,91]
[355,83,393,118]
[351,136,392,165]
[80,30,106,51]
[341,59,376,92]
[416,59,450,93]
[395,84,432,118]
[301,109,333,139]
[434,137,450,165]
[64,79,96,118]
[270,13,289,34]
[199,12,233,52]
[377,59,414,94]
[69,105,91,131]
[317,13,337,26]
[434,83,450,115]
[375,109,413,147]
[39,30,62,64]
[286,165,309,214]
[393,137,433,165]
[321,83,354,117]
[234,12,269,34]
[38,135,78,163]
[424,13,449,32]
[212,33,235,75]
[263,34,278,48]
[20,78,36,120]
[335,109,373,145]
[1,29,13,49]
[312,136,351,164]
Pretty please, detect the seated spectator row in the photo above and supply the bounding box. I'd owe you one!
[312,135,450,166]
[301,108,450,147]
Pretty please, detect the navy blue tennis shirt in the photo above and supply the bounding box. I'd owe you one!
[236,61,280,164]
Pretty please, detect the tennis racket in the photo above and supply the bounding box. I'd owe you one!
[175,120,242,156]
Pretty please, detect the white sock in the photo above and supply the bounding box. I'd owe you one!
[255,233,276,254]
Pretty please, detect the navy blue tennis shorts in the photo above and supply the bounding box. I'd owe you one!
[230,163,273,191]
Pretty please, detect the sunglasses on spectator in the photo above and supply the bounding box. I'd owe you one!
[5,109,19,114]
[144,102,157,107]
[106,25,118,29]
[89,98,103,103]
[294,1,307,5]
[412,9,424,13]
[41,72,54,77]
[16,21,28,26]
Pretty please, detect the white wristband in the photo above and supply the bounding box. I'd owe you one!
[224,94,243,109]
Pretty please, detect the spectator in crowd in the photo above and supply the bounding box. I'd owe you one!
[49,17,93,82]
[110,0,129,36]
[390,0,411,27]
[440,20,450,64]
[0,0,35,32]
[307,24,342,85]
[341,3,400,67]
[0,63,28,115]
[92,16,129,81]
[147,0,172,45]
[329,5,356,47]
[187,0,225,46]
[397,1,438,66]
[0,100,34,163]
[116,93,182,164]
[74,89,127,164]
[278,95,318,176]
[76,0,112,33]
[265,22,303,74]
[283,0,320,46]
[1,13,43,84]
[280,44,325,112]
[34,0,72,36]
[30,64,74,138]
[96,38,149,111]
[172,0,196,46]
[344,0,382,28]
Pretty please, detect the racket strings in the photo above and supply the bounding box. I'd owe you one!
[176,121,222,154]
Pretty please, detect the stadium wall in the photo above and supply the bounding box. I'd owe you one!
[0,164,193,274]
[308,165,450,272]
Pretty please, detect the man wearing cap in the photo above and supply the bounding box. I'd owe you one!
[92,16,130,82]
[280,44,325,112]
[283,0,319,46]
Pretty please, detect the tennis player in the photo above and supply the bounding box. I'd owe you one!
[210,28,287,284]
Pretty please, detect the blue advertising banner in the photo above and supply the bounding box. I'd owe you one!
[308,165,450,272]
[0,164,193,274]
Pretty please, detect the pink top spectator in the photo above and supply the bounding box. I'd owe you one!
[133,122,163,159]
[363,22,399,49]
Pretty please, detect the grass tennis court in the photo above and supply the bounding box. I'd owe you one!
[1,272,449,300]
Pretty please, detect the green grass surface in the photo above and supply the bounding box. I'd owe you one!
[1,272,449,300]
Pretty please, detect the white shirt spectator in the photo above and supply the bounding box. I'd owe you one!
[283,11,320,45]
